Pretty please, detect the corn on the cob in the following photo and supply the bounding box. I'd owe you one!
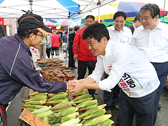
[73,94,91,101]
[48,114,60,124]
[97,119,114,126]
[53,123,61,126]
[22,105,45,109]
[72,89,86,96]
[50,101,74,110]
[83,114,111,126]
[83,109,106,120]
[54,107,78,117]
[61,112,79,123]
[43,116,48,123]
[77,100,98,109]
[32,106,51,115]
[26,108,38,112]
[48,92,68,101]
[36,110,53,119]
[60,118,80,126]
[47,93,56,98]
[28,91,39,96]
[47,99,68,104]
[78,104,106,119]
[74,97,93,104]
[74,124,82,126]
[28,92,47,98]
[25,100,46,105]
[81,104,97,110]
[23,95,47,102]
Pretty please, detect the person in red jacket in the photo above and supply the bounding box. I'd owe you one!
[73,15,97,99]
[50,31,61,58]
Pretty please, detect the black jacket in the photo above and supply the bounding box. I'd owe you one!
[127,24,135,35]
[67,31,76,50]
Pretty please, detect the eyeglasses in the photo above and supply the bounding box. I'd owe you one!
[35,34,44,38]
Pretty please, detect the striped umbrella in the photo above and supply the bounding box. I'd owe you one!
[56,19,74,27]
[44,21,56,27]
[104,2,167,22]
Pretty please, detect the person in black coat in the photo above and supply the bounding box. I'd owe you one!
[68,25,80,68]
[127,15,141,34]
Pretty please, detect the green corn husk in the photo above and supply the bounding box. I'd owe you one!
[23,95,47,102]
[48,92,68,101]
[47,93,56,98]
[83,109,106,120]
[48,91,68,97]
[50,101,74,110]
[53,106,71,113]
[97,119,114,126]
[43,116,49,123]
[78,104,106,119]
[47,99,68,104]
[81,104,98,110]
[32,106,51,115]
[53,123,61,126]
[36,110,53,119]
[74,124,82,126]
[22,105,45,109]
[77,100,98,109]
[26,108,38,112]
[26,100,46,105]
[72,89,86,96]
[61,113,79,123]
[60,118,80,126]
[28,91,39,96]
[73,94,91,101]
[54,107,78,117]
[28,92,47,98]
[74,97,93,104]
[48,114,60,124]
[83,114,111,126]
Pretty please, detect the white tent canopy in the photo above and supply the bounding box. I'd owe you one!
[0,0,116,19]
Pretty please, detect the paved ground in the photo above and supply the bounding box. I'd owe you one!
[6,50,168,126]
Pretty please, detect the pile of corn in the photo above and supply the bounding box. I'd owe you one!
[21,90,114,126]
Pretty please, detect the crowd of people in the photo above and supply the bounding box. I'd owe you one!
[68,3,168,126]
[0,2,168,126]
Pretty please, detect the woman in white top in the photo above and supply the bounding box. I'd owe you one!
[68,23,159,126]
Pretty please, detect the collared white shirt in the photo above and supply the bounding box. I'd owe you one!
[89,40,159,98]
[107,25,132,44]
[131,21,168,63]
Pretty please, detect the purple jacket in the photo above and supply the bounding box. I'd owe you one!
[0,34,67,105]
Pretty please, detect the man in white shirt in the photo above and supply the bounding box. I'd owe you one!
[104,11,133,114]
[107,11,132,44]
[68,23,159,126]
[131,3,168,124]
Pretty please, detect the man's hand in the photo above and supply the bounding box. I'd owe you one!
[73,54,77,62]
[66,81,74,91]
[68,80,84,95]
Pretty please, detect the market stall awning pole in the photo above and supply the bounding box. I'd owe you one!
[29,0,33,13]
[65,12,71,66]
[162,0,166,22]
[97,0,101,23]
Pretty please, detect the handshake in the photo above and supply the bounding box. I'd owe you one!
[66,79,84,95]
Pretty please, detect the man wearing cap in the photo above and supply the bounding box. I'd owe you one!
[0,13,71,126]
